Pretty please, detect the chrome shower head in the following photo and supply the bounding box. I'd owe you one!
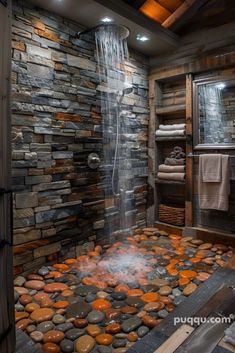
[77,24,130,40]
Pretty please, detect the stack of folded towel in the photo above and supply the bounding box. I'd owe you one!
[157,146,186,182]
[156,123,186,137]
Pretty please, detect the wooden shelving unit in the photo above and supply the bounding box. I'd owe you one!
[148,75,193,228]
[155,179,186,185]
[155,136,186,142]
[156,104,186,116]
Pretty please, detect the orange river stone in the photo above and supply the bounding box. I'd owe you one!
[16,318,30,330]
[127,289,144,297]
[64,258,77,265]
[30,308,55,323]
[144,302,161,312]
[142,315,160,328]
[43,343,60,353]
[179,270,197,279]
[141,292,159,303]
[44,283,69,293]
[15,311,29,322]
[53,264,69,272]
[86,324,102,337]
[61,289,74,297]
[121,306,138,315]
[53,301,69,309]
[106,323,122,334]
[114,284,130,292]
[196,272,211,281]
[14,287,29,295]
[43,330,65,343]
[74,319,88,328]
[34,292,49,302]
[178,277,190,286]
[95,333,113,346]
[91,299,111,311]
[127,332,138,342]
[24,280,45,290]
[25,303,40,313]
[183,283,198,296]
[19,294,33,306]
[75,335,95,353]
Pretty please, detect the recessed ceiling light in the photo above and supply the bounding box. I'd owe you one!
[136,34,149,42]
[216,83,226,90]
[101,17,113,23]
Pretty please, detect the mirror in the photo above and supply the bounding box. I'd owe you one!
[194,78,235,149]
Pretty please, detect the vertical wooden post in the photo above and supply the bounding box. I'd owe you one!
[0,0,15,352]
[185,74,193,227]
[147,79,156,225]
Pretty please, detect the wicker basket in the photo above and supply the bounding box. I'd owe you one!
[159,204,185,226]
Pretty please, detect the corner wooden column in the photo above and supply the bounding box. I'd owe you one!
[185,74,193,227]
[0,0,15,352]
[147,79,156,225]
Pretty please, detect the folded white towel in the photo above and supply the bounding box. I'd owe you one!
[159,123,186,131]
[158,172,185,181]
[156,129,185,137]
[159,164,185,173]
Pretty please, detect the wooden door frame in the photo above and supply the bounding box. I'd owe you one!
[0,0,15,352]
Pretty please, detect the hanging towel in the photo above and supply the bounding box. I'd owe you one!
[159,123,186,131]
[199,154,230,211]
[158,164,185,173]
[201,154,222,182]
[158,172,185,182]
[156,129,185,137]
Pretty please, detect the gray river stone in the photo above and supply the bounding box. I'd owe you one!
[87,310,105,324]
[121,317,142,333]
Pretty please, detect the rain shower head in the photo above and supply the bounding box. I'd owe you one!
[77,24,130,40]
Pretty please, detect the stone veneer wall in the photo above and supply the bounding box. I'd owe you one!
[12,0,149,275]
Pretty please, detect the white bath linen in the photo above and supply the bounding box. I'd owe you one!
[159,123,186,131]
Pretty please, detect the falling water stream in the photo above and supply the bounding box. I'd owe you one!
[95,25,135,237]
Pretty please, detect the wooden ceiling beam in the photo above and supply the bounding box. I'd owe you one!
[140,0,172,24]
[162,0,210,30]
[156,0,184,14]
[162,0,197,28]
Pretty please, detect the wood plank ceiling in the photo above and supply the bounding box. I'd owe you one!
[122,0,196,28]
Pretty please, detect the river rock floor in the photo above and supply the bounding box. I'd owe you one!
[14,227,234,353]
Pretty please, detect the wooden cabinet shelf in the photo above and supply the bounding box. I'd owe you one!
[155,178,185,185]
[148,74,193,229]
[156,136,186,142]
[156,104,186,116]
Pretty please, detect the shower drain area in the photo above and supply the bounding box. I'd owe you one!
[14,228,235,353]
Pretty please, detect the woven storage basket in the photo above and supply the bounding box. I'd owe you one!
[159,204,185,226]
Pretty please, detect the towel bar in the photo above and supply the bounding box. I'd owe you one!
[188,153,235,158]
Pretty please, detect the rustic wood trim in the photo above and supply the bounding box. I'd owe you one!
[155,221,183,236]
[0,0,14,352]
[149,51,235,81]
[147,79,157,225]
[185,74,193,227]
[153,325,194,353]
[162,0,197,29]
